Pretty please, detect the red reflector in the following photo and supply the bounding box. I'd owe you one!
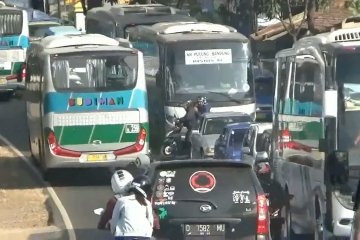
[48,131,81,158]
[21,64,26,79]
[113,128,146,156]
[6,75,17,80]
[257,194,269,235]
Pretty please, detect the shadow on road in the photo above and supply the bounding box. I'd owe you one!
[28,227,113,240]
[48,168,112,187]
[47,163,146,187]
[0,156,44,189]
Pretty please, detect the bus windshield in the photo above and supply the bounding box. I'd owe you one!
[4,0,31,8]
[165,41,254,103]
[255,77,273,105]
[0,10,23,36]
[50,52,138,92]
[337,53,360,166]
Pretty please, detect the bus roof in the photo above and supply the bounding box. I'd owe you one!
[40,34,122,49]
[0,2,24,11]
[136,22,248,43]
[86,4,195,27]
[276,27,360,58]
[44,26,82,36]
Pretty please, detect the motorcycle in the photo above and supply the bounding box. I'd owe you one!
[160,98,210,160]
[160,119,189,160]
[159,100,191,160]
[254,160,293,240]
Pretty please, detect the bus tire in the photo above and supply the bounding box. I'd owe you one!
[281,190,297,240]
[313,200,326,240]
[38,139,51,181]
[28,137,34,159]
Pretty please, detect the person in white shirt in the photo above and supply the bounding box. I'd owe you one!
[110,175,153,240]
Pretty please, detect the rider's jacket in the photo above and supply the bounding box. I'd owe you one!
[110,194,153,237]
[98,196,117,230]
[198,103,211,114]
[179,106,201,129]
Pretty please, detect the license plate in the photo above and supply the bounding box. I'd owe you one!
[184,224,225,236]
[0,78,6,84]
[87,154,108,161]
[256,112,267,119]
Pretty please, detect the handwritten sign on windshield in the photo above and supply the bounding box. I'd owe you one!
[185,49,232,65]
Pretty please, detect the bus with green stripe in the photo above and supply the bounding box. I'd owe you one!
[22,33,149,178]
[0,3,29,100]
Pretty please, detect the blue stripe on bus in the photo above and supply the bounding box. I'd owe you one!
[44,89,148,114]
[0,35,29,49]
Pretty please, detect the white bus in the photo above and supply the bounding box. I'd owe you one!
[272,27,360,239]
[22,34,149,179]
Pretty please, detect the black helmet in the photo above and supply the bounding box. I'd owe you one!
[197,96,207,105]
[129,175,152,198]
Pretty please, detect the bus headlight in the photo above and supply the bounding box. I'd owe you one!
[334,190,354,210]
[205,147,214,154]
[165,114,176,125]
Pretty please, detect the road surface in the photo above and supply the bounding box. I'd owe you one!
[0,98,113,240]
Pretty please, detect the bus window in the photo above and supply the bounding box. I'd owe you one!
[0,12,22,36]
[51,53,138,91]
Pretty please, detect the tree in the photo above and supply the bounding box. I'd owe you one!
[255,0,331,42]
[81,0,127,15]
[349,0,360,15]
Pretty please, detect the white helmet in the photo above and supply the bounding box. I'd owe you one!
[111,170,134,195]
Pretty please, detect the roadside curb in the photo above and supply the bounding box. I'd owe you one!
[0,226,63,240]
[0,135,74,240]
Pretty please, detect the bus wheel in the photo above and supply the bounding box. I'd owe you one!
[314,201,326,240]
[281,192,297,239]
[38,141,51,181]
[281,200,291,239]
[28,137,34,159]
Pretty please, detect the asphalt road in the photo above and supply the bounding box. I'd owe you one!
[0,98,114,240]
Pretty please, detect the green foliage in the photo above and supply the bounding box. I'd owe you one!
[255,0,332,19]
[349,0,360,15]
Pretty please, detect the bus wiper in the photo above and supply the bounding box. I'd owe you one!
[173,199,218,209]
[207,91,252,104]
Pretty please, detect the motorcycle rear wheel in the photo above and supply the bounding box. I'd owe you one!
[160,143,175,160]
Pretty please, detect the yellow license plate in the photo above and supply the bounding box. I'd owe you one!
[87,154,108,162]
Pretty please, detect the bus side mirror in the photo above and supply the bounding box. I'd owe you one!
[242,147,250,154]
[319,116,336,152]
[328,151,349,184]
[155,72,161,87]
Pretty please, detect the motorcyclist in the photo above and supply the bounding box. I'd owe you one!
[197,96,211,114]
[110,175,153,240]
[255,162,288,213]
[178,100,202,151]
[98,170,134,230]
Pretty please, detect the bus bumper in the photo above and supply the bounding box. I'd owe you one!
[331,192,354,237]
[45,147,150,169]
[0,80,23,92]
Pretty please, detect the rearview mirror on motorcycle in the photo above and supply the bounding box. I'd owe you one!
[93,208,104,216]
[255,151,269,163]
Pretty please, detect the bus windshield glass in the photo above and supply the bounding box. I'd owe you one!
[337,52,360,167]
[0,10,23,36]
[165,41,254,103]
[255,77,273,105]
[51,52,138,92]
[4,0,31,8]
